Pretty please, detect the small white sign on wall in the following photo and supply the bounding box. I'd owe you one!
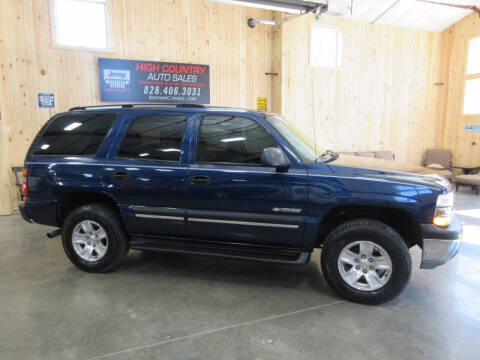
[465,125,480,132]
[38,93,55,108]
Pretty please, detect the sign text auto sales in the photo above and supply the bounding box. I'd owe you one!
[99,58,210,104]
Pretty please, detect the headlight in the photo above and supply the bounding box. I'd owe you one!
[433,192,454,227]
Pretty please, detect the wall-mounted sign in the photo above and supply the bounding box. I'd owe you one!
[465,125,480,132]
[257,97,267,111]
[38,93,55,108]
[99,58,210,104]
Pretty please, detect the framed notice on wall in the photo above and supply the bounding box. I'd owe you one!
[98,58,210,104]
[466,125,480,132]
[38,93,55,108]
[256,97,267,111]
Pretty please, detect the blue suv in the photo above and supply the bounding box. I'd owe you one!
[20,104,462,304]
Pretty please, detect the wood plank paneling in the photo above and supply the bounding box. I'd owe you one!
[0,0,274,215]
[277,14,448,165]
[441,14,480,167]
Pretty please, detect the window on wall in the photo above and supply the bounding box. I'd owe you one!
[51,0,109,49]
[464,37,480,115]
[310,25,343,69]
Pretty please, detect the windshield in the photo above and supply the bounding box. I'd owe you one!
[265,115,325,163]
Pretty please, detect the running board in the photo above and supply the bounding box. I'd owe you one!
[130,237,311,265]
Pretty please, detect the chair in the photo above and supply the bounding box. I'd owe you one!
[355,151,375,158]
[454,174,480,195]
[338,151,395,161]
[424,149,454,181]
[374,151,395,161]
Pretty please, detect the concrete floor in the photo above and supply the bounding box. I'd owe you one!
[1,190,479,360]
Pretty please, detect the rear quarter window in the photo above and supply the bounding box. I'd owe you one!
[31,112,116,156]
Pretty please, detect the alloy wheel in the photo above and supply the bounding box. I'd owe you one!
[72,220,109,262]
[337,240,392,291]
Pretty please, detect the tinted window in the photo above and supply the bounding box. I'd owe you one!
[197,116,277,164]
[118,114,187,161]
[32,112,115,156]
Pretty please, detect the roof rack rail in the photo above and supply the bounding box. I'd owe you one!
[176,104,205,108]
[69,103,206,111]
[69,105,131,111]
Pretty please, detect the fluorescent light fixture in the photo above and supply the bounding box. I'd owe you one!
[40,144,50,150]
[64,122,82,131]
[138,153,150,157]
[210,0,306,14]
[221,137,246,143]
[161,148,181,152]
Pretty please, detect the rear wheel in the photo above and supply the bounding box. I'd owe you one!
[62,203,129,272]
[321,219,411,305]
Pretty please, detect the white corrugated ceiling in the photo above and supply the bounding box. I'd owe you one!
[327,0,479,31]
[214,0,478,31]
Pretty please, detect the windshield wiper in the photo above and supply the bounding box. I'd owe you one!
[316,149,339,164]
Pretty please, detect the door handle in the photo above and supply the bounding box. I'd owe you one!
[112,171,129,181]
[190,175,210,186]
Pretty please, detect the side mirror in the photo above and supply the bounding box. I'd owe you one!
[261,147,290,172]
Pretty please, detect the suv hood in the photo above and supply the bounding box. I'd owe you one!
[319,155,450,191]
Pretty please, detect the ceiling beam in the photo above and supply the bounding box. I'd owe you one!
[371,0,402,24]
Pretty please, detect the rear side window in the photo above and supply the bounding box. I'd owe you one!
[32,112,116,156]
[197,115,277,165]
[117,114,187,162]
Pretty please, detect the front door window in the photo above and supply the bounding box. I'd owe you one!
[196,115,277,165]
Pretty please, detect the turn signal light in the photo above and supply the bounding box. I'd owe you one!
[433,206,452,227]
[433,216,450,227]
[22,168,27,177]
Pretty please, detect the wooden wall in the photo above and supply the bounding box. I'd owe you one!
[441,13,480,167]
[0,0,274,215]
[276,14,448,164]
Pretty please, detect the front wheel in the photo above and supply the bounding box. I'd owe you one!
[321,219,412,305]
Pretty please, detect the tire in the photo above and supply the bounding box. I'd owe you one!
[61,203,129,272]
[321,219,411,305]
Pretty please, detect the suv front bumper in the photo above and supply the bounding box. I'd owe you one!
[420,216,462,269]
